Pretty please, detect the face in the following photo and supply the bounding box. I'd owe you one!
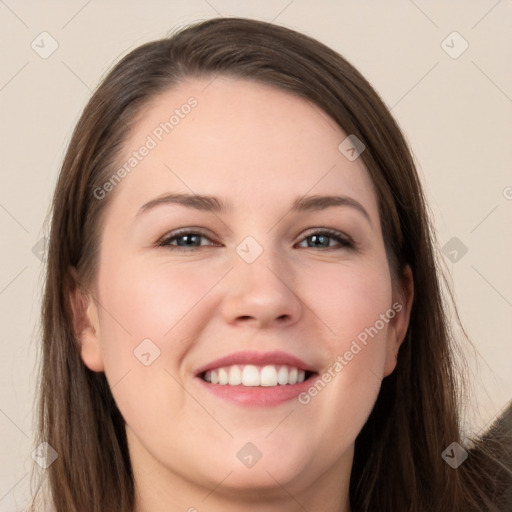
[74,76,413,503]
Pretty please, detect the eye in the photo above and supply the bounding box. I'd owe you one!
[157,229,217,251]
[157,228,354,252]
[296,229,354,250]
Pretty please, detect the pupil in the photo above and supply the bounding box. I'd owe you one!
[311,235,328,247]
[178,235,199,247]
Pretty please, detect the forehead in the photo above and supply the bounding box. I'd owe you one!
[112,76,379,217]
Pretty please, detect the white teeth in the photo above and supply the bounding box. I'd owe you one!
[277,365,288,385]
[218,367,229,385]
[260,365,278,387]
[202,364,310,386]
[228,365,242,385]
[242,365,260,386]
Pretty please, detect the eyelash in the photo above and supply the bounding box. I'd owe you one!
[156,228,355,252]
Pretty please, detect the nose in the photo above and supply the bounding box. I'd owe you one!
[220,249,303,329]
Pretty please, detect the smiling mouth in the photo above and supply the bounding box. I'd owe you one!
[200,364,316,387]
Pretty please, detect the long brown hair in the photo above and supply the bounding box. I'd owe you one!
[31,17,511,512]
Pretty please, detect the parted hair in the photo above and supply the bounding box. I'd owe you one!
[31,17,512,512]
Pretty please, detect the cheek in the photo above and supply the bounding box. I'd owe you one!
[304,258,393,350]
[88,238,395,485]
[96,253,218,353]
[296,260,392,434]
[93,254,224,419]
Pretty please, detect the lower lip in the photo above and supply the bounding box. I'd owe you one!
[196,376,316,406]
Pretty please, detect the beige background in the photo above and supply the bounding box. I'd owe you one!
[1,0,511,509]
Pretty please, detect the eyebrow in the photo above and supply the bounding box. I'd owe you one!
[137,193,372,225]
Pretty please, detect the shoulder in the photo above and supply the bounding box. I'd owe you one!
[467,401,512,511]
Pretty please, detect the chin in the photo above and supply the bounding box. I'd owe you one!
[201,443,314,493]
[211,462,307,496]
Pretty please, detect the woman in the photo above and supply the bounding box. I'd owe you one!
[31,16,511,512]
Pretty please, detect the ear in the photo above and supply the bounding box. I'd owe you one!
[68,267,104,372]
[383,264,414,377]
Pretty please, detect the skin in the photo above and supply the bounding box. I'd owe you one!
[71,76,414,512]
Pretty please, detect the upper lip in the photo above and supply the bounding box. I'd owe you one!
[195,350,317,376]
